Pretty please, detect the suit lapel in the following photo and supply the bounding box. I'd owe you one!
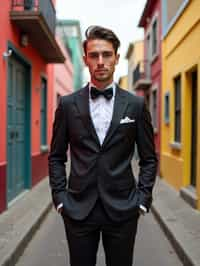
[74,84,101,146]
[102,86,129,148]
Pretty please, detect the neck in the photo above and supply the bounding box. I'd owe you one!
[91,79,113,90]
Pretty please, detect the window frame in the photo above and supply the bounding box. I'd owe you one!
[164,91,170,124]
[151,86,158,132]
[144,12,159,63]
[174,75,181,143]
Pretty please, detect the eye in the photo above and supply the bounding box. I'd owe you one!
[88,52,99,59]
[102,51,113,58]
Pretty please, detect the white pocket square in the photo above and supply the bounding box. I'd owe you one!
[120,117,135,124]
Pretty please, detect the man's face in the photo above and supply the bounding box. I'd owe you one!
[83,39,120,87]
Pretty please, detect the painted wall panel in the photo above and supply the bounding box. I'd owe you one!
[0,0,57,212]
[161,0,200,208]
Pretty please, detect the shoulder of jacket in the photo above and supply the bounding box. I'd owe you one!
[61,86,87,104]
[117,86,144,101]
[120,89,144,106]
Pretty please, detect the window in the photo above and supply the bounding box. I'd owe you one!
[40,78,47,146]
[147,34,151,59]
[164,92,170,124]
[152,89,157,130]
[145,16,158,62]
[174,76,181,142]
[152,19,158,56]
[132,62,140,85]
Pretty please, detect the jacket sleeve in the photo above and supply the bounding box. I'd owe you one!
[48,97,69,208]
[136,98,158,211]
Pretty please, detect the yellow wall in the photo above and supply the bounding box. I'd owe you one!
[118,75,128,90]
[161,0,200,208]
[133,41,144,67]
[127,40,144,91]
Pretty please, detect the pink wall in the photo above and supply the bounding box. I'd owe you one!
[54,37,74,98]
[48,36,74,147]
[143,0,162,167]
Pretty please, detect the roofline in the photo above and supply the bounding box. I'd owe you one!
[57,19,80,26]
[138,0,154,28]
[125,43,134,59]
[56,19,83,44]
[125,40,144,59]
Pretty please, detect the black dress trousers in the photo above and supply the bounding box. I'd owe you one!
[62,198,140,266]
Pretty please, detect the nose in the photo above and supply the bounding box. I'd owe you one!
[97,54,104,65]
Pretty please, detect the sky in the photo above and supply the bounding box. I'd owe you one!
[56,0,147,81]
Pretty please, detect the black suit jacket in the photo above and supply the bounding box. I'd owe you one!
[48,85,157,222]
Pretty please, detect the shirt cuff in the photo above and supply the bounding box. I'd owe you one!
[56,203,63,212]
[139,204,147,214]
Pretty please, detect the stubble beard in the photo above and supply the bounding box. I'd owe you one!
[94,69,114,82]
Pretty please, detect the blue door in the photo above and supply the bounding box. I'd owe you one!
[7,56,28,202]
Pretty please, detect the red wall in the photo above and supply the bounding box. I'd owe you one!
[0,1,56,212]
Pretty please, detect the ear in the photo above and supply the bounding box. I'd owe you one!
[115,54,120,65]
[83,55,88,66]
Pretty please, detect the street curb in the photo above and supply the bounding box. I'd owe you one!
[0,176,53,266]
[1,201,52,266]
[1,202,52,266]
[151,204,194,266]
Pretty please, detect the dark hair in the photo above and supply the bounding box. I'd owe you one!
[83,25,120,55]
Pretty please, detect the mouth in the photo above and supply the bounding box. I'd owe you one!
[95,69,107,73]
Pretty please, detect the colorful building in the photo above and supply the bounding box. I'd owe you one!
[51,37,74,112]
[0,0,65,213]
[138,0,162,172]
[161,0,200,209]
[56,20,84,91]
[47,36,74,149]
[118,75,128,90]
[125,40,144,94]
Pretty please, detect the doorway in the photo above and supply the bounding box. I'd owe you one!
[7,53,31,203]
[190,70,197,187]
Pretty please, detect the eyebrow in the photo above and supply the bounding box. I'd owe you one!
[88,51,114,56]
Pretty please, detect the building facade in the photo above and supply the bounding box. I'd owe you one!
[126,40,144,93]
[52,37,74,112]
[56,20,84,91]
[161,0,200,209]
[118,75,128,90]
[0,0,65,213]
[138,0,162,172]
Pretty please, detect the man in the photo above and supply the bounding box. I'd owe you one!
[49,25,157,266]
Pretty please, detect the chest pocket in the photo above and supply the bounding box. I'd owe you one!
[118,120,136,141]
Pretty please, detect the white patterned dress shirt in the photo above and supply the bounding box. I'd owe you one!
[89,82,115,145]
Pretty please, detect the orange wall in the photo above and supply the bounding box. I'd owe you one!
[0,0,50,162]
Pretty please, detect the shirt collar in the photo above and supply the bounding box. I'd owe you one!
[89,82,116,98]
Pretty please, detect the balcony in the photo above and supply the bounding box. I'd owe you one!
[132,60,152,91]
[10,0,65,63]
